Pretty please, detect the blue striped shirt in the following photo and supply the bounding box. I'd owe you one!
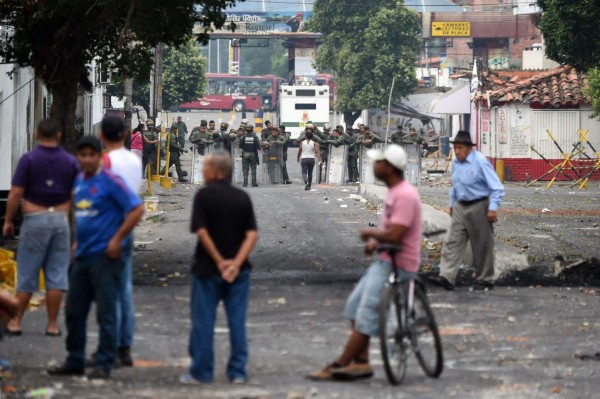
[449,150,505,211]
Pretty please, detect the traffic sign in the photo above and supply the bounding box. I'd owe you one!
[431,22,470,37]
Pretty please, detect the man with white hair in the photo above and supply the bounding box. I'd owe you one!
[181,150,258,385]
[307,145,422,381]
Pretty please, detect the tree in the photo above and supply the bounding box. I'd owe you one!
[537,0,600,71]
[0,0,237,151]
[537,0,600,117]
[163,41,207,110]
[308,0,421,127]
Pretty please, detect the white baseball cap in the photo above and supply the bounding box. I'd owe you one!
[367,145,407,171]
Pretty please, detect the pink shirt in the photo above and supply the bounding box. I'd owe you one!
[377,180,422,273]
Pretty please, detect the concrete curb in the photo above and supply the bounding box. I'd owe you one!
[359,183,531,280]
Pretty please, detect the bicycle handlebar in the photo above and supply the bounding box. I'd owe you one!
[423,229,447,238]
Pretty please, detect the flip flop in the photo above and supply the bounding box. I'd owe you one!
[6,329,22,337]
[45,330,62,337]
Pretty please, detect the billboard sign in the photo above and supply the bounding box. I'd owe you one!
[195,11,313,35]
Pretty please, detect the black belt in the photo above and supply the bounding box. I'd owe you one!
[457,197,488,206]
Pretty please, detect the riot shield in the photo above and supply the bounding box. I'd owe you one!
[403,143,422,187]
[360,143,384,185]
[327,145,347,185]
[263,142,284,184]
[191,144,212,185]
[232,145,244,185]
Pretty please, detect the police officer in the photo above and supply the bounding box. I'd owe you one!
[389,125,404,144]
[280,125,292,184]
[357,126,384,149]
[215,122,229,151]
[142,119,160,175]
[239,123,260,187]
[176,116,188,148]
[161,124,188,182]
[208,120,216,135]
[189,120,213,155]
[318,123,333,183]
[402,127,422,144]
[345,126,359,183]
[262,120,273,141]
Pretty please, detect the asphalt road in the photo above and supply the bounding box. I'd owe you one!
[2,154,600,398]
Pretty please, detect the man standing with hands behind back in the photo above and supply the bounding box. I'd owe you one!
[181,150,258,385]
[429,131,505,291]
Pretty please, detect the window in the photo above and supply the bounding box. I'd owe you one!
[295,103,317,110]
[296,89,316,96]
[208,80,233,95]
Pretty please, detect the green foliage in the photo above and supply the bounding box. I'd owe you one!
[0,0,239,150]
[586,68,600,118]
[163,41,207,110]
[308,0,421,114]
[537,0,600,70]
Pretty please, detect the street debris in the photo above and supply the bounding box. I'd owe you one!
[268,297,287,305]
[25,388,57,398]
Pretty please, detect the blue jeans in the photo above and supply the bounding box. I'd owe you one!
[188,267,250,383]
[116,233,135,349]
[65,255,123,372]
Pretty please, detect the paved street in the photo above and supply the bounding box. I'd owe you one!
[2,155,600,398]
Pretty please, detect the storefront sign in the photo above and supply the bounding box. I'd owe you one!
[432,22,471,37]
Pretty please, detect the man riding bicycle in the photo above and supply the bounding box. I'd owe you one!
[307,144,422,381]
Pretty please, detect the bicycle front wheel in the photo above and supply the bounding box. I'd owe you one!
[379,284,408,385]
[412,284,444,378]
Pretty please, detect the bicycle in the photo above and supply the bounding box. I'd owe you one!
[378,230,445,385]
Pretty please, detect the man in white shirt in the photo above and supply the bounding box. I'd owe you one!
[100,116,142,367]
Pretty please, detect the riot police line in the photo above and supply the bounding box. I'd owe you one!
[154,121,423,187]
[191,139,422,188]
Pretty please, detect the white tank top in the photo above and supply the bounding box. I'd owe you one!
[301,140,316,159]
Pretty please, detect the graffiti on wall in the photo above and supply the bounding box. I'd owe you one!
[510,126,529,157]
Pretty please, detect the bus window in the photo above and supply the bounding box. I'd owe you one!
[209,80,232,95]
[295,103,317,110]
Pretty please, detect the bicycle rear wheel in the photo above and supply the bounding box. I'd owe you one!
[412,284,444,378]
[379,284,408,385]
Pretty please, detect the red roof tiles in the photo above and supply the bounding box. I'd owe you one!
[474,65,591,108]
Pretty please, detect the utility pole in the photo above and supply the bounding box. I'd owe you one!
[124,78,133,131]
[153,42,164,121]
[149,48,154,119]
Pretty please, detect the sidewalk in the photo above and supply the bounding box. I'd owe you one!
[359,183,531,279]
